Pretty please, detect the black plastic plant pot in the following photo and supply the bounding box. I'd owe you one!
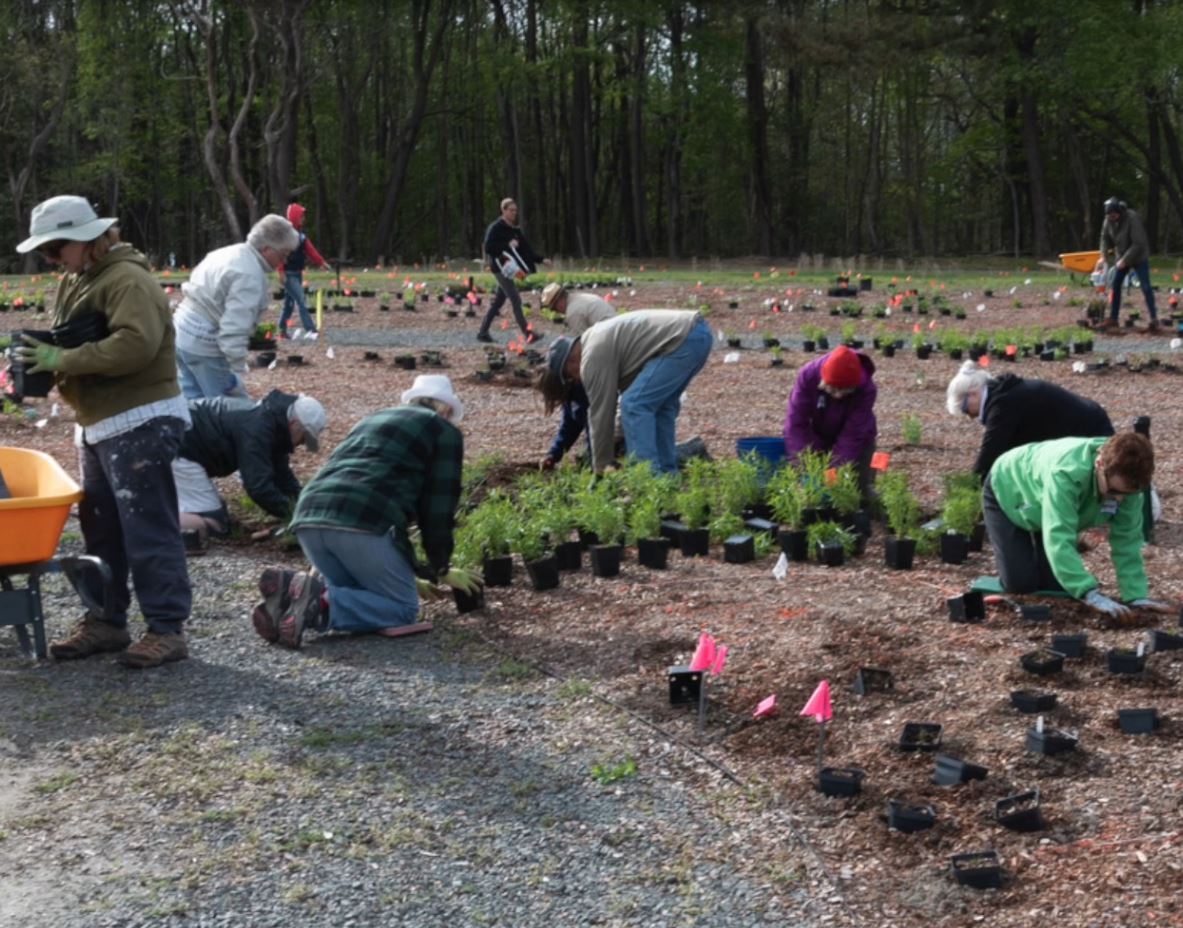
[802,339,816,353]
[996,789,1043,832]
[1019,604,1052,621]
[554,540,582,572]
[743,517,777,536]
[882,344,895,358]
[1051,633,1087,658]
[932,753,988,786]
[947,591,985,623]
[1010,689,1057,714]
[844,510,872,541]
[256,351,276,367]
[968,522,986,553]
[590,543,623,578]
[817,767,865,797]
[1117,708,1158,735]
[898,721,943,752]
[395,355,416,370]
[482,554,513,588]
[637,537,670,570]
[1107,648,1146,675]
[453,585,485,614]
[659,519,687,548]
[950,851,1002,890]
[886,799,936,833]
[852,666,894,696]
[817,541,845,567]
[667,665,702,706]
[1026,726,1077,756]
[915,345,932,360]
[884,536,916,570]
[577,528,600,550]
[287,354,305,366]
[940,532,970,565]
[778,529,809,562]
[1020,649,1065,676]
[723,534,755,564]
[680,528,710,558]
[8,328,56,399]
[525,554,560,591]
[1150,629,1183,652]
[817,337,830,350]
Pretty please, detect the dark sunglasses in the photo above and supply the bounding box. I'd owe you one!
[38,241,68,260]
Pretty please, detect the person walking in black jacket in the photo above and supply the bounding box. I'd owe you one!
[477,197,547,345]
[173,389,326,542]
[945,362,1113,477]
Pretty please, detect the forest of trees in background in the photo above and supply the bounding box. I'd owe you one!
[2,0,1181,269]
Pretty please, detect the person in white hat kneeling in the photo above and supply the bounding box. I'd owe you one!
[252,375,481,648]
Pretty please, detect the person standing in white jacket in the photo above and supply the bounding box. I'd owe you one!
[174,214,299,399]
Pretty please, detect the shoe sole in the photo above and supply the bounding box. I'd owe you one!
[116,648,189,669]
[278,573,324,649]
[50,638,131,660]
[375,621,433,638]
[253,568,295,643]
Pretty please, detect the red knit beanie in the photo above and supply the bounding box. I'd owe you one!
[820,345,862,389]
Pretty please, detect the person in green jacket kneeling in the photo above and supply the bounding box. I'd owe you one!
[983,432,1172,618]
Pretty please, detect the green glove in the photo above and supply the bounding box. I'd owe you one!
[0,335,10,351]
[415,577,444,601]
[442,568,483,596]
[16,336,64,374]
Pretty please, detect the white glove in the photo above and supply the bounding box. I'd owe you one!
[1128,598,1174,613]
[1084,588,1131,618]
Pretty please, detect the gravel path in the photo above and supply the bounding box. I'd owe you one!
[0,539,849,928]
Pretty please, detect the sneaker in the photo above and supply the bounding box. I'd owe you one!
[116,632,189,669]
[277,571,326,649]
[50,616,132,660]
[1095,319,1119,332]
[1147,320,1161,333]
[476,332,494,343]
[526,331,545,345]
[252,567,297,642]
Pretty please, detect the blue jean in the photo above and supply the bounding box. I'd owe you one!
[176,348,247,401]
[479,268,528,338]
[620,317,712,473]
[1110,260,1157,321]
[78,418,192,634]
[296,527,420,632]
[279,271,316,333]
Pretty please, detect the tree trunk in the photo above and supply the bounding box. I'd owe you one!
[263,0,311,213]
[744,14,772,257]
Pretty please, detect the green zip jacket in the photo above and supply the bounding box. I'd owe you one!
[51,245,180,425]
[988,436,1147,601]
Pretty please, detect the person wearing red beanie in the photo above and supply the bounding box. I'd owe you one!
[783,345,879,502]
[279,203,330,339]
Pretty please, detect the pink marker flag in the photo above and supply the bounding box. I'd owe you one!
[799,680,832,723]
[688,633,717,672]
[710,645,728,676]
[753,694,778,719]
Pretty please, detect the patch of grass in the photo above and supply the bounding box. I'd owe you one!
[283,884,315,904]
[557,678,592,700]
[297,726,375,750]
[590,757,638,785]
[34,771,79,794]
[489,658,534,682]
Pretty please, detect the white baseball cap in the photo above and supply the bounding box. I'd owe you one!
[400,374,464,423]
[288,395,326,451]
[17,196,118,254]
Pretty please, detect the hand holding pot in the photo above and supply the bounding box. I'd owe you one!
[539,456,556,471]
[442,568,482,596]
[1083,588,1131,618]
[16,335,63,374]
[1128,598,1174,613]
[415,578,445,601]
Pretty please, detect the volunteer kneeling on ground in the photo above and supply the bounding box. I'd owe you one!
[983,432,1171,617]
[252,375,480,649]
[173,390,325,544]
[538,309,712,474]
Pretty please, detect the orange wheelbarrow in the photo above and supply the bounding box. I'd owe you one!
[0,447,111,659]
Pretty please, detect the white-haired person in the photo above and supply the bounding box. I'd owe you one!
[173,214,299,399]
[945,361,1114,478]
[14,195,191,668]
[253,375,480,649]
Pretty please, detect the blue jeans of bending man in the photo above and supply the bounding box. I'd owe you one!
[77,418,192,635]
[296,526,420,633]
[176,348,248,401]
[619,316,713,474]
[1110,260,1157,322]
[280,271,317,334]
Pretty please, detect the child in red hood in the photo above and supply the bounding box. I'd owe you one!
[279,203,330,338]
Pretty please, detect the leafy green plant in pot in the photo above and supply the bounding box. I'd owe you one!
[449,521,487,613]
[878,471,920,569]
[462,492,518,587]
[827,462,868,551]
[716,454,764,520]
[575,484,627,577]
[940,472,982,564]
[629,495,670,569]
[511,510,560,592]
[675,458,714,556]
[767,463,809,561]
[796,448,834,522]
[807,520,855,567]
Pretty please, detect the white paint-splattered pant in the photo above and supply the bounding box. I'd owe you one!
[77,418,192,634]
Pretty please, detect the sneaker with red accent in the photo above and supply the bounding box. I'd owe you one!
[525,331,545,345]
[251,567,296,642]
[277,571,326,649]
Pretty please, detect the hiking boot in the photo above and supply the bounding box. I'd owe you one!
[476,332,494,343]
[116,632,189,669]
[50,616,131,660]
[277,571,326,649]
[252,567,297,642]
[1095,318,1119,332]
[1147,320,1161,333]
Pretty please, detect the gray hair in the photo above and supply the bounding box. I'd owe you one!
[945,360,995,416]
[247,214,299,253]
[408,396,453,419]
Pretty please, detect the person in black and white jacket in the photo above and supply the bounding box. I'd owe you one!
[477,197,547,345]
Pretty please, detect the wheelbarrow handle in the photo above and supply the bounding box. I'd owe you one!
[57,555,114,622]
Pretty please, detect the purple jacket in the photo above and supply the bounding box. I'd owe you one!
[783,351,877,465]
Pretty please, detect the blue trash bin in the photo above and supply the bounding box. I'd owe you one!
[736,436,785,485]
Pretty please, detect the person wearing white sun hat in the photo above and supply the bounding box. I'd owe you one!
[13,194,193,669]
[254,375,479,649]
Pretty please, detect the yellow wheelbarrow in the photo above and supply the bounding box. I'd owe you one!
[0,446,111,658]
[1058,250,1102,275]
